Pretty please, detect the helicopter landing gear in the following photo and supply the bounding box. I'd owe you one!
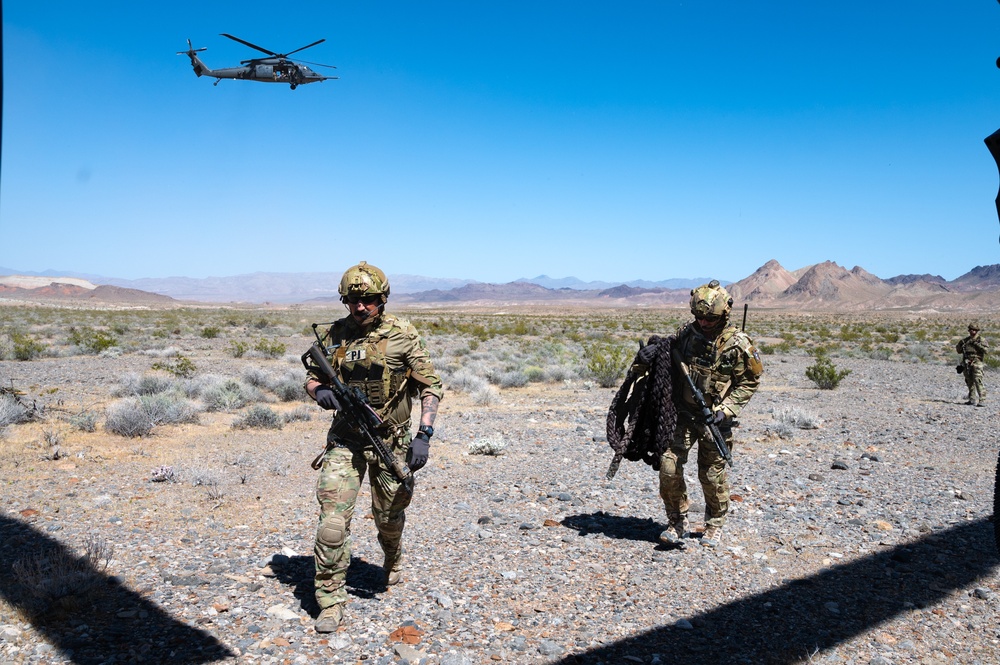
[290,84,297,90]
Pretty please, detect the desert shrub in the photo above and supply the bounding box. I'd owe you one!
[114,373,175,397]
[543,365,576,382]
[69,411,98,433]
[68,326,117,354]
[200,326,221,339]
[491,370,529,389]
[105,394,200,437]
[0,393,32,427]
[105,399,154,438]
[805,355,851,390]
[469,435,508,456]
[232,405,283,430]
[141,393,200,425]
[151,354,196,378]
[283,405,313,423]
[771,406,822,429]
[771,421,795,440]
[228,340,249,358]
[11,535,114,612]
[202,379,262,412]
[141,346,179,358]
[6,330,46,360]
[271,375,305,402]
[189,467,221,487]
[447,369,488,394]
[524,366,546,383]
[583,342,632,388]
[241,366,272,388]
[471,386,501,406]
[866,346,893,361]
[252,338,287,358]
[985,355,1000,370]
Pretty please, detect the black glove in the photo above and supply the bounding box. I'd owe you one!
[636,342,658,365]
[407,433,430,472]
[711,409,729,425]
[956,364,965,374]
[314,386,340,411]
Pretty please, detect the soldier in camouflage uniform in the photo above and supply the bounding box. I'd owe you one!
[304,262,443,633]
[640,280,762,549]
[957,322,988,407]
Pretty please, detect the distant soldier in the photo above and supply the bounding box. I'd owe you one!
[957,322,988,406]
[633,280,763,548]
[304,262,443,633]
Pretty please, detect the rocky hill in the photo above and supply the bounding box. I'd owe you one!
[724,261,1000,311]
[0,276,176,306]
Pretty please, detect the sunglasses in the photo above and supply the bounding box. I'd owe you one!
[346,295,380,305]
[696,314,721,323]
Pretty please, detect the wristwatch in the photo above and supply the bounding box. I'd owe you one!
[417,425,434,440]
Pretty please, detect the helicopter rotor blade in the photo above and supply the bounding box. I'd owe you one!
[220,33,277,57]
[283,39,326,57]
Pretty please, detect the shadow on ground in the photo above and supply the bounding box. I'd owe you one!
[562,511,665,543]
[0,514,234,664]
[554,517,999,664]
[270,554,386,618]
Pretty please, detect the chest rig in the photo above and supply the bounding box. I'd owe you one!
[678,325,740,407]
[330,323,409,414]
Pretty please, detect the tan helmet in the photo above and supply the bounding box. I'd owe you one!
[690,280,733,320]
[338,261,390,303]
[969,322,981,332]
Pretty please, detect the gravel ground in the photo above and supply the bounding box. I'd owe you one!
[1,350,999,665]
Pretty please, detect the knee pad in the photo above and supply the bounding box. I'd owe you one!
[317,515,347,549]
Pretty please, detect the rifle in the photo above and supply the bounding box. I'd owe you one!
[301,326,414,495]
[670,347,733,467]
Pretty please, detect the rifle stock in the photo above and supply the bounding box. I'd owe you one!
[302,341,415,495]
[670,347,733,467]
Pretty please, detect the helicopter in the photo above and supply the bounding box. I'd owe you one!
[177,33,338,89]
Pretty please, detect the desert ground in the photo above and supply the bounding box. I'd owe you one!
[0,304,998,664]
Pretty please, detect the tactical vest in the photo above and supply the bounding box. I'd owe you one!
[678,325,744,408]
[327,320,410,413]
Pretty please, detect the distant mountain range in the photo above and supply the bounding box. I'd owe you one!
[0,267,723,303]
[3,262,1000,310]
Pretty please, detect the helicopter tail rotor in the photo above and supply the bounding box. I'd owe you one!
[176,39,207,56]
[178,39,211,78]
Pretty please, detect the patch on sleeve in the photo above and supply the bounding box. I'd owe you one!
[746,345,763,377]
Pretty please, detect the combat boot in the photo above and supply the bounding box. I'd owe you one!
[383,550,403,586]
[700,525,722,548]
[658,514,688,547]
[315,604,344,633]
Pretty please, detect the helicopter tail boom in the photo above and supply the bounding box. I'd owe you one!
[178,40,213,78]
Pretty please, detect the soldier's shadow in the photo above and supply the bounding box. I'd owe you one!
[561,511,665,544]
[271,554,386,617]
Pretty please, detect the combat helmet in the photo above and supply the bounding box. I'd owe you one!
[339,261,390,304]
[969,322,981,332]
[690,280,733,321]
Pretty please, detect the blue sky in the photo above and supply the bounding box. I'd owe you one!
[4,1,1000,284]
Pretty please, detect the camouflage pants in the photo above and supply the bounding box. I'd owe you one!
[658,421,733,528]
[965,362,986,404]
[314,440,411,609]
